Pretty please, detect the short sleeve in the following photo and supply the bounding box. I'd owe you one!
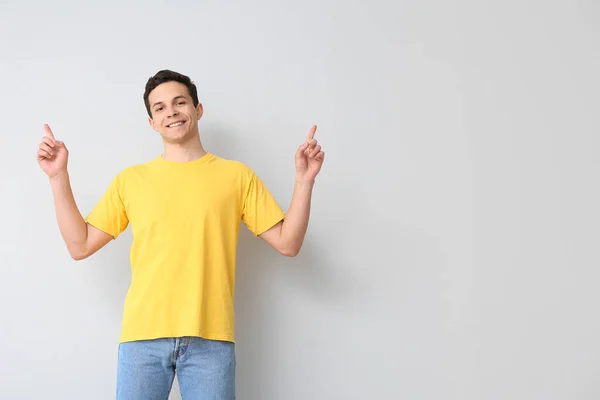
[85,173,129,239]
[241,172,285,236]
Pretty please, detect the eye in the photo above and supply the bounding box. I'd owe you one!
[155,107,163,112]
[177,101,185,105]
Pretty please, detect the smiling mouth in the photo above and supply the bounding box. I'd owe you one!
[167,121,185,128]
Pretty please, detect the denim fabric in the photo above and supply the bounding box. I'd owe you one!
[116,336,235,399]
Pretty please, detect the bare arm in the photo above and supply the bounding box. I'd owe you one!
[260,179,314,257]
[260,125,324,257]
[49,171,113,260]
[38,124,112,261]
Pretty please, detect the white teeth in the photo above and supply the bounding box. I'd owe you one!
[168,121,184,127]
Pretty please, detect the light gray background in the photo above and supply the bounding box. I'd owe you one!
[1,0,599,399]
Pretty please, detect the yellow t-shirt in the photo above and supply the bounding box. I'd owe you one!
[85,153,285,343]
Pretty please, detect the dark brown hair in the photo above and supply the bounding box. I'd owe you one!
[143,70,199,117]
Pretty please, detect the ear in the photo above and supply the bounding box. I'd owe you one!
[148,117,158,131]
[196,103,204,120]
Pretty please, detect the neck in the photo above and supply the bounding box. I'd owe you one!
[161,132,207,162]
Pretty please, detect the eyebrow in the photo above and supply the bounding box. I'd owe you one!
[152,95,188,109]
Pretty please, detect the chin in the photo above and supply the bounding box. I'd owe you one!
[160,131,192,144]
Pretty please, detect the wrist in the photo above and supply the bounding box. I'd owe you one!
[49,170,69,184]
[295,176,315,185]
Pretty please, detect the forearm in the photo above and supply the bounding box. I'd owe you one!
[49,171,89,258]
[279,179,315,256]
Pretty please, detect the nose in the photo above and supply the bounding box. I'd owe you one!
[167,107,179,118]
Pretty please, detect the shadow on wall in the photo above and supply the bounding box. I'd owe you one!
[231,173,376,398]
[231,158,452,398]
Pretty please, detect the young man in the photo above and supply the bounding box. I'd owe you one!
[37,70,324,399]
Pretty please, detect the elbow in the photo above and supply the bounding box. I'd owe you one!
[280,250,299,257]
[69,246,90,261]
[70,252,87,261]
[279,245,301,258]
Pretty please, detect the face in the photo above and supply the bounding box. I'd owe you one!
[148,81,203,143]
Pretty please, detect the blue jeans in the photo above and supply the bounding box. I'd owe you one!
[116,336,235,399]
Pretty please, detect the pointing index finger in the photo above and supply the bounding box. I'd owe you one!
[306,125,317,142]
[44,124,55,141]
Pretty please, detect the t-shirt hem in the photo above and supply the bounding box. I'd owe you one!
[253,213,286,237]
[119,331,235,344]
[85,217,118,239]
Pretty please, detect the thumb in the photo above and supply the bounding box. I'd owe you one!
[296,142,309,158]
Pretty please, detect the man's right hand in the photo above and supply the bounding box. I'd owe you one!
[37,124,69,178]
